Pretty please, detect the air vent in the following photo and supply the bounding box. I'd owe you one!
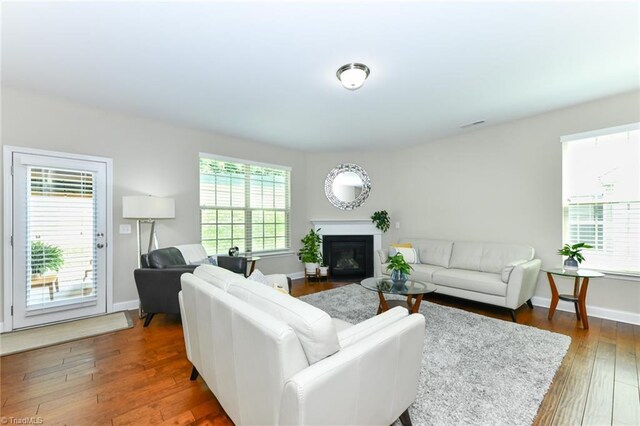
[460,120,485,129]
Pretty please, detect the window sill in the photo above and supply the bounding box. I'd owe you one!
[248,250,296,259]
[594,270,640,282]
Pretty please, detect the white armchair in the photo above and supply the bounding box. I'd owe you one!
[179,265,425,425]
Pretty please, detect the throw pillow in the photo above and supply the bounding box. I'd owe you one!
[248,269,270,286]
[389,246,419,264]
[501,259,527,283]
[190,257,217,266]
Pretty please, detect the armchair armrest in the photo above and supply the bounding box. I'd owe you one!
[337,306,408,348]
[279,313,425,426]
[134,267,196,314]
[506,259,542,309]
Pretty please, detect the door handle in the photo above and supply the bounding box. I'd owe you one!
[97,243,105,249]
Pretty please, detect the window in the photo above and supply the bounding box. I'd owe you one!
[562,123,640,275]
[199,154,291,255]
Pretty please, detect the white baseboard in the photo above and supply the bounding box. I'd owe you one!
[112,299,139,312]
[288,271,304,280]
[531,296,640,326]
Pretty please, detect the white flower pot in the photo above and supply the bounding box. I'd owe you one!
[319,266,329,276]
[305,262,319,274]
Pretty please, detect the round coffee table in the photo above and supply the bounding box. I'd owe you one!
[361,277,436,314]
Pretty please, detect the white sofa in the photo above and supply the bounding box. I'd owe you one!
[374,239,542,320]
[179,265,425,426]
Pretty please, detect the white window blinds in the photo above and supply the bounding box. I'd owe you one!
[562,124,640,275]
[28,167,98,310]
[199,154,291,255]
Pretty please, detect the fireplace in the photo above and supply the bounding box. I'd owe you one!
[323,235,374,279]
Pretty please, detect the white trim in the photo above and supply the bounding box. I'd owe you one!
[2,145,114,332]
[560,122,640,143]
[113,299,140,312]
[255,250,296,259]
[199,152,292,171]
[310,219,382,252]
[531,296,640,326]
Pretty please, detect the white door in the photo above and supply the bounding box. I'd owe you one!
[11,151,109,329]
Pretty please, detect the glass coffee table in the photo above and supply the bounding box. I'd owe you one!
[361,277,436,314]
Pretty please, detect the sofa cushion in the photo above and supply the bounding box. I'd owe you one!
[432,269,507,297]
[409,264,446,282]
[194,264,246,291]
[402,239,454,268]
[480,243,534,274]
[227,280,340,365]
[449,242,484,271]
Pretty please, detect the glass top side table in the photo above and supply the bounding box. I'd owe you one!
[543,268,604,330]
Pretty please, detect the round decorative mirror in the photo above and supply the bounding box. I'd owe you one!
[324,163,371,210]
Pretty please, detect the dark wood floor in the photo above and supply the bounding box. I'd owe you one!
[1,279,639,425]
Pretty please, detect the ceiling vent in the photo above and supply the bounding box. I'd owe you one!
[460,120,485,129]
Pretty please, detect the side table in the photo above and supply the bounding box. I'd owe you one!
[544,268,604,329]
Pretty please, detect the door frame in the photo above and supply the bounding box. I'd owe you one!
[2,146,114,332]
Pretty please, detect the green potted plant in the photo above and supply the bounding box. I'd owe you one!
[371,210,390,233]
[298,228,323,274]
[557,242,592,270]
[31,241,64,276]
[386,252,413,286]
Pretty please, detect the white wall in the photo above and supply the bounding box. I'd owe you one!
[1,88,308,325]
[306,90,640,317]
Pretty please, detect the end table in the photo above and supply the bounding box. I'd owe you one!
[544,268,604,329]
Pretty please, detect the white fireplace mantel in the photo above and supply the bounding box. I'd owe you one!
[310,219,382,251]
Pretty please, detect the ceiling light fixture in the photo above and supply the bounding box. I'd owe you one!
[336,63,370,91]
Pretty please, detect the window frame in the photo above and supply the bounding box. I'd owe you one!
[561,122,640,278]
[199,152,292,256]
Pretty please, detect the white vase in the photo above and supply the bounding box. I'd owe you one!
[305,262,319,274]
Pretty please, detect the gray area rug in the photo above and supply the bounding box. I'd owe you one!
[300,284,571,426]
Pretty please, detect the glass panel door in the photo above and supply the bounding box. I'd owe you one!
[12,152,108,329]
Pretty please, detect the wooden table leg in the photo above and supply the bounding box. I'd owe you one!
[377,292,389,314]
[249,260,257,275]
[578,277,590,329]
[572,277,581,320]
[410,294,424,314]
[547,272,559,320]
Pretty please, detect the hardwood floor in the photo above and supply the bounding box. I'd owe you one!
[1,279,638,425]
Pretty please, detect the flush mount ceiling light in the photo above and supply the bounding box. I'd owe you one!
[336,63,370,91]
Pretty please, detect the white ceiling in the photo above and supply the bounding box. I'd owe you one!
[2,1,639,151]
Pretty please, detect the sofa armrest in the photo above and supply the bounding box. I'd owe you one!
[280,313,425,426]
[337,306,408,348]
[505,259,542,309]
[373,249,389,277]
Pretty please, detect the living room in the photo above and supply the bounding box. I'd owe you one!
[1,1,639,425]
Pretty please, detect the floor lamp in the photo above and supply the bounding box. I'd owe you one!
[122,195,176,268]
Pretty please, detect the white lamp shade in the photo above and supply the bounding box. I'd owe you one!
[122,196,175,219]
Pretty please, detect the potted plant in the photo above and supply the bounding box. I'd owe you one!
[557,242,593,270]
[386,253,413,286]
[30,241,64,299]
[31,241,64,276]
[318,263,329,277]
[298,228,323,274]
[371,210,390,233]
